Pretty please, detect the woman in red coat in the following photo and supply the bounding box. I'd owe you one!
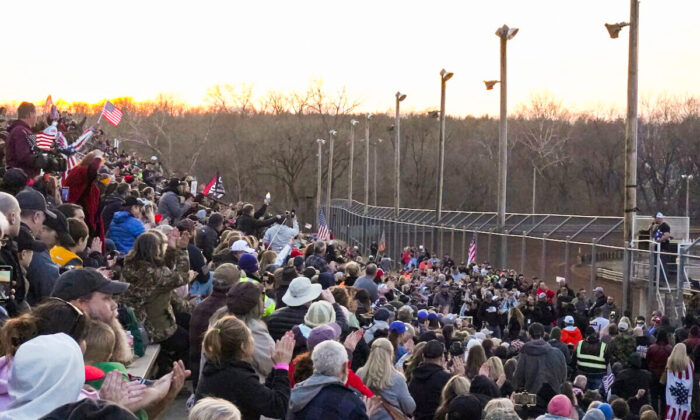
[63,150,105,243]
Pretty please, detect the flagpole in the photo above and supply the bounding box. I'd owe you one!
[96,100,106,124]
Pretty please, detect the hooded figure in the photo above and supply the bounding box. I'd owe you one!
[513,323,568,393]
[0,333,84,420]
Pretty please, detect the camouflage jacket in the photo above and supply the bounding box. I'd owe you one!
[120,248,190,343]
[610,333,637,368]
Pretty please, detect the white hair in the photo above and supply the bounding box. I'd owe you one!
[189,397,241,420]
[311,340,348,377]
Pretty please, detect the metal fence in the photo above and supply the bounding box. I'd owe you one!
[328,199,700,320]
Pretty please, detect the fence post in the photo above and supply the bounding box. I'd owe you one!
[520,231,526,275]
[361,215,367,256]
[450,230,455,258]
[422,225,426,249]
[564,235,571,282]
[647,246,655,316]
[504,230,509,268]
[462,231,467,264]
[487,230,493,264]
[590,239,597,297]
[541,233,548,281]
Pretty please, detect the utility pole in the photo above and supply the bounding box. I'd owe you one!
[373,139,382,205]
[326,129,336,219]
[315,138,326,227]
[364,114,371,215]
[682,174,693,218]
[606,0,639,312]
[395,92,406,220]
[495,24,518,269]
[348,120,358,206]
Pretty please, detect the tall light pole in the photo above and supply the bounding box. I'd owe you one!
[436,71,452,224]
[606,0,638,312]
[315,138,326,227]
[364,114,372,215]
[348,120,359,206]
[395,92,406,220]
[326,129,337,219]
[682,174,694,218]
[373,138,383,205]
[495,24,518,269]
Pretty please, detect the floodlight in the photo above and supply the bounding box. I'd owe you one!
[605,22,629,39]
[496,24,519,40]
[329,129,337,136]
[484,80,500,90]
[440,69,454,81]
[350,119,359,126]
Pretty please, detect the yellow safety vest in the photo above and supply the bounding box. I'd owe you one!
[576,340,607,371]
[239,276,276,317]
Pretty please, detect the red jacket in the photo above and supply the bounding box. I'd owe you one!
[646,342,672,377]
[289,358,373,398]
[64,160,104,241]
[561,327,583,347]
[5,120,39,178]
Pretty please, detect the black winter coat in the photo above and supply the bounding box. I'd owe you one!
[195,359,290,420]
[236,204,276,236]
[267,305,308,341]
[408,363,451,420]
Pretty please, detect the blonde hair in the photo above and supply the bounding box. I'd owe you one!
[258,250,277,271]
[440,375,471,403]
[484,398,515,415]
[189,397,241,420]
[345,261,360,277]
[83,320,116,365]
[357,338,397,391]
[202,316,252,364]
[666,343,690,373]
[486,356,504,382]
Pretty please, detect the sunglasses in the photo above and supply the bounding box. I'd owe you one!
[48,297,85,334]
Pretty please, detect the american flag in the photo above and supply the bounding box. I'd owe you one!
[101,101,123,126]
[203,173,225,199]
[43,95,53,114]
[467,239,477,264]
[317,209,329,241]
[34,131,55,150]
[378,230,386,253]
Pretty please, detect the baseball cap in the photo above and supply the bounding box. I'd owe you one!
[423,339,445,358]
[16,189,56,219]
[564,315,574,325]
[593,286,604,293]
[537,292,547,298]
[231,239,255,253]
[374,308,392,322]
[389,321,407,334]
[417,309,428,320]
[51,268,129,301]
[656,212,664,218]
[44,210,75,247]
[16,225,44,252]
[618,321,629,331]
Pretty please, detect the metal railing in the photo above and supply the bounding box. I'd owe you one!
[329,199,700,319]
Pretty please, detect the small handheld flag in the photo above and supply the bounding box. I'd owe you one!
[467,239,477,265]
[317,209,329,241]
[100,101,123,126]
[203,173,226,199]
[378,231,386,253]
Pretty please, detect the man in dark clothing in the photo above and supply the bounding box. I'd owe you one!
[196,212,223,261]
[288,341,367,420]
[0,192,32,315]
[267,276,322,341]
[534,293,556,327]
[513,323,567,394]
[189,263,240,390]
[588,287,607,317]
[101,182,129,230]
[571,327,610,392]
[236,202,279,237]
[305,241,331,274]
[549,327,572,365]
[408,340,452,420]
[5,102,39,178]
[157,178,193,225]
[611,352,652,402]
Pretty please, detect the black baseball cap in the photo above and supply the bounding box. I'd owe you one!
[423,339,445,359]
[16,225,45,252]
[51,268,129,301]
[16,189,56,219]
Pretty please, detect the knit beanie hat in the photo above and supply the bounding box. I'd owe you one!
[446,394,482,420]
[317,272,335,290]
[306,323,341,352]
[582,408,606,420]
[547,394,573,418]
[226,282,262,315]
[304,301,336,327]
[597,403,613,420]
[238,253,259,275]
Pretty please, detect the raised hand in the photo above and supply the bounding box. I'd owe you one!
[272,331,295,365]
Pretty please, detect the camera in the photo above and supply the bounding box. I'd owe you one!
[32,147,67,173]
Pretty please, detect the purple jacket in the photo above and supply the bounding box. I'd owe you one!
[5,120,38,178]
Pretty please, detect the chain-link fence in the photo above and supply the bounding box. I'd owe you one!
[328,199,700,320]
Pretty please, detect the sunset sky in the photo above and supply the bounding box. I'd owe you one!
[2,0,699,116]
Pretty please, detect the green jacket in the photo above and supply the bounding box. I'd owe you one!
[120,248,190,343]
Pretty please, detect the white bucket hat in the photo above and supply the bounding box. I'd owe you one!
[282,277,322,307]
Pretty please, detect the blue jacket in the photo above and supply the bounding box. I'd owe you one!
[288,374,367,420]
[108,211,146,253]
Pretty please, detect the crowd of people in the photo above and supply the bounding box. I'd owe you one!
[0,101,697,420]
